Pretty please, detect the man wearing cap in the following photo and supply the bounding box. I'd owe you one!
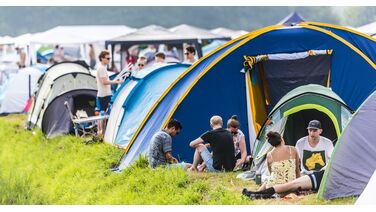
[295,120,334,175]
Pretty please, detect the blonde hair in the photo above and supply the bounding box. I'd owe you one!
[210,115,223,127]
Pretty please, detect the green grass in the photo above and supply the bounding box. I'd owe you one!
[0,114,357,205]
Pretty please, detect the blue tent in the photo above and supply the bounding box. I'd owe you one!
[117,22,376,170]
[104,63,191,148]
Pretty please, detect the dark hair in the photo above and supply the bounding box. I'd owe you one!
[167,119,182,130]
[266,131,282,147]
[186,46,196,54]
[98,50,110,61]
[227,115,240,128]
[155,52,166,59]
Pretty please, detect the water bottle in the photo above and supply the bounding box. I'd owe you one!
[255,171,262,185]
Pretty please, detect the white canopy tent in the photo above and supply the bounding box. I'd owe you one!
[210,27,248,39]
[28,25,136,65]
[169,24,230,40]
[30,25,136,45]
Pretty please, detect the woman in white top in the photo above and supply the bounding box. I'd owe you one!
[227,115,248,169]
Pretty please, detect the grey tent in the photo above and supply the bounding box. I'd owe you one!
[26,61,97,138]
[318,90,376,200]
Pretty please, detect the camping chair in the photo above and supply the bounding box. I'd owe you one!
[64,101,97,137]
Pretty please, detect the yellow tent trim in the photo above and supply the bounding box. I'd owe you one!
[299,23,376,70]
[304,21,376,44]
[283,104,341,137]
[246,71,262,133]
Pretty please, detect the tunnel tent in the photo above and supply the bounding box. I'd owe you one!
[250,84,353,179]
[104,63,190,147]
[318,90,376,200]
[116,22,376,170]
[26,61,97,138]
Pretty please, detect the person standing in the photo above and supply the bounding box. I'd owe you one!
[96,50,122,136]
[189,115,236,172]
[183,46,197,64]
[15,46,26,69]
[295,120,334,175]
[88,44,96,69]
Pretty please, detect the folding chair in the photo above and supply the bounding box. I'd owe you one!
[64,101,97,137]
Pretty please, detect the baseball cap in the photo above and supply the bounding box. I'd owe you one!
[307,120,322,129]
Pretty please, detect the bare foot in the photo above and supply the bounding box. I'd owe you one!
[197,164,206,172]
[188,167,198,172]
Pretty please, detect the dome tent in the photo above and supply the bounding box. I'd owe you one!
[251,84,352,181]
[116,22,376,170]
[26,61,97,138]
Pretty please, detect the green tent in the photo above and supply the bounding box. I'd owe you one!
[251,84,353,179]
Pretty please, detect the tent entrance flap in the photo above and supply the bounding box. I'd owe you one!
[261,54,332,113]
[283,108,337,146]
[245,50,332,114]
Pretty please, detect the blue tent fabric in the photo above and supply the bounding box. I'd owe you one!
[117,38,246,170]
[278,12,306,26]
[307,23,376,66]
[114,64,190,148]
[117,24,376,170]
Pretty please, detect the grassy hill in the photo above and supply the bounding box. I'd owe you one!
[0,114,356,205]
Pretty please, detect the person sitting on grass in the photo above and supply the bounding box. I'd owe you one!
[242,169,324,199]
[148,119,190,170]
[188,115,236,172]
[256,131,300,192]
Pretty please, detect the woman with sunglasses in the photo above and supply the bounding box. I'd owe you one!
[227,115,249,170]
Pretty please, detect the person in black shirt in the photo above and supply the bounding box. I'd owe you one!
[189,115,236,172]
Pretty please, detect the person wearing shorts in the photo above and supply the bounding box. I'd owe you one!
[242,170,325,199]
[96,50,122,136]
[189,115,236,172]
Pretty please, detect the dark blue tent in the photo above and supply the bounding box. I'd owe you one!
[116,23,376,170]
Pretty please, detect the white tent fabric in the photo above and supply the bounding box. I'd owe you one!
[357,22,376,36]
[169,24,230,40]
[0,66,44,114]
[0,36,15,45]
[30,25,136,45]
[109,25,182,42]
[356,170,376,205]
[210,27,248,39]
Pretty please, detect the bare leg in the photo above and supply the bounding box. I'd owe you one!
[189,144,206,171]
[257,182,267,192]
[97,120,103,136]
[273,175,312,193]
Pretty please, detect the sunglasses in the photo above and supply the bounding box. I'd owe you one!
[231,131,238,135]
[138,63,145,67]
[105,57,111,60]
[184,52,189,55]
